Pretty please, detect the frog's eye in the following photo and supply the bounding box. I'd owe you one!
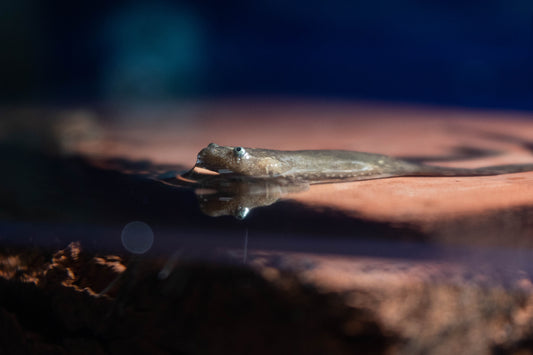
[233,146,246,158]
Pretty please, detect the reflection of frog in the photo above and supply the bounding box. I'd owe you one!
[196,143,533,183]
[166,173,307,219]
[194,176,308,219]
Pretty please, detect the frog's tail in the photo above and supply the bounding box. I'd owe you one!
[410,164,533,177]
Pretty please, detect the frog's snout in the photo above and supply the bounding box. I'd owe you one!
[195,143,227,170]
[196,148,208,166]
[196,143,217,163]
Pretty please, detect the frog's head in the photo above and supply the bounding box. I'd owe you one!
[196,143,288,177]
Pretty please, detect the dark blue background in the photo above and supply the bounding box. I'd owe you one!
[2,0,533,109]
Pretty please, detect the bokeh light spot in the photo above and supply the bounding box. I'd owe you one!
[121,221,154,254]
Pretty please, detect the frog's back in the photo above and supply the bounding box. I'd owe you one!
[256,148,421,182]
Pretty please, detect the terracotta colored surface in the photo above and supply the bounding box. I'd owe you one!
[80,101,533,228]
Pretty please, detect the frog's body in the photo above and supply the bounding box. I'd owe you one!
[195,143,533,184]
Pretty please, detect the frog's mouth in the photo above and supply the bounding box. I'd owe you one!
[195,148,215,169]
